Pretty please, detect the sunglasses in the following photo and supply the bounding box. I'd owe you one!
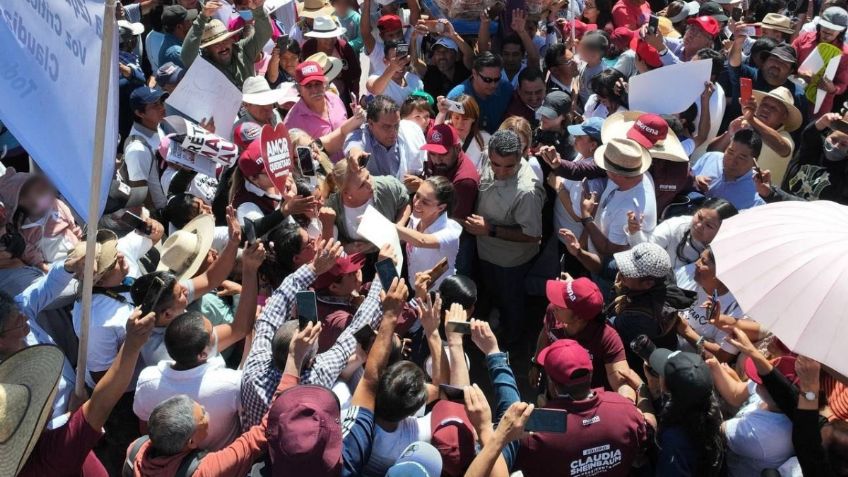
[476,72,500,84]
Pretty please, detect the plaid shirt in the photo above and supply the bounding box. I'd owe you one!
[240,265,384,429]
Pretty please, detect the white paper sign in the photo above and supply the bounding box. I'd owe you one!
[181,121,238,166]
[166,58,242,140]
[166,143,217,177]
[629,59,712,115]
[264,0,293,13]
[815,56,842,114]
[799,48,825,76]
[356,205,403,273]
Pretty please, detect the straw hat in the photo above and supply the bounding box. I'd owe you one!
[657,16,681,38]
[158,214,215,281]
[593,137,653,177]
[298,0,334,19]
[752,86,803,132]
[305,15,347,38]
[69,229,120,284]
[242,76,285,106]
[0,345,66,477]
[305,52,344,83]
[200,19,243,48]
[760,13,794,35]
[602,111,689,162]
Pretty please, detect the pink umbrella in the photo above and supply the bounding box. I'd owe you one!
[710,200,848,377]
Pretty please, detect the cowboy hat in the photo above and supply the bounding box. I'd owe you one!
[602,111,689,162]
[242,76,286,106]
[298,0,334,19]
[305,15,347,38]
[593,137,653,177]
[305,52,344,83]
[158,214,215,281]
[0,345,65,477]
[200,19,243,49]
[759,13,794,35]
[69,229,120,284]
[752,86,803,132]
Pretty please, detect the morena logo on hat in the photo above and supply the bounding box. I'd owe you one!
[634,120,659,137]
[301,64,320,75]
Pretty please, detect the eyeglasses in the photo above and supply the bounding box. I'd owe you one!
[476,72,500,84]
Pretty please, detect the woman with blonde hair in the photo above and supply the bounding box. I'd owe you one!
[436,94,490,173]
[498,116,545,183]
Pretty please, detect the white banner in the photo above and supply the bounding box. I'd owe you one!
[0,0,118,218]
[629,59,712,115]
[166,57,242,141]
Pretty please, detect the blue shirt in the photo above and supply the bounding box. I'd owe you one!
[342,406,375,477]
[692,152,765,210]
[447,78,514,134]
[158,33,184,68]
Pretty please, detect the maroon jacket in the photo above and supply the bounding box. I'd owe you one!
[505,92,539,129]
[426,152,480,221]
[301,38,361,102]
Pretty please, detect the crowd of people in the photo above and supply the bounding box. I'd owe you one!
[4,0,848,475]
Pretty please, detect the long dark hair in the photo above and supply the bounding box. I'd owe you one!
[659,392,724,476]
[675,198,738,264]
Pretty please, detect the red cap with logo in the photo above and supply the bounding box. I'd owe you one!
[611,27,636,50]
[238,140,265,177]
[562,19,597,39]
[420,124,460,155]
[430,400,477,477]
[538,339,593,386]
[295,61,326,85]
[746,355,799,385]
[377,14,402,32]
[687,16,720,38]
[626,113,669,149]
[312,253,366,290]
[545,278,603,321]
[630,35,662,68]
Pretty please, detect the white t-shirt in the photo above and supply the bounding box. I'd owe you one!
[363,415,432,477]
[134,357,241,450]
[125,123,167,210]
[678,285,745,355]
[344,199,373,240]
[405,213,462,288]
[462,130,490,175]
[590,173,657,254]
[367,72,423,106]
[553,155,607,240]
[625,214,705,272]
[368,40,387,76]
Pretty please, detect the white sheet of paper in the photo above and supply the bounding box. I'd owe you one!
[166,143,217,177]
[166,58,242,140]
[799,48,825,75]
[629,59,712,115]
[356,205,403,273]
[815,55,842,114]
[264,0,293,13]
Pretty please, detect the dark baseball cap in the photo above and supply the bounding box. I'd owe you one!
[162,5,198,30]
[155,62,185,86]
[698,2,728,22]
[767,43,798,66]
[649,348,713,408]
[536,91,572,120]
[129,86,168,111]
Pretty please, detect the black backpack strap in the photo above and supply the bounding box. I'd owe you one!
[92,285,133,304]
[123,435,151,477]
[177,449,208,476]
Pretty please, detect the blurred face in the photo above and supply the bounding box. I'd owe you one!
[206,37,237,65]
[368,110,401,147]
[573,134,599,158]
[693,249,717,286]
[449,113,474,138]
[316,37,336,53]
[299,80,327,109]
[820,26,841,43]
[760,27,785,42]
[606,170,642,190]
[518,78,545,110]
[489,151,520,181]
[405,108,430,132]
[383,48,406,81]
[472,66,502,98]
[683,25,712,54]
[722,141,755,179]
[762,56,792,86]
[412,181,446,221]
[583,0,599,21]
[550,305,587,336]
[618,274,655,291]
[329,269,363,296]
[428,146,459,175]
[755,96,788,129]
[244,102,275,125]
[189,403,210,449]
[157,282,189,327]
[432,45,458,73]
[502,43,524,71]
[540,114,566,131]
[690,207,721,244]
[344,168,374,206]
[19,178,55,217]
[281,51,300,76]
[248,171,279,195]
[380,28,404,42]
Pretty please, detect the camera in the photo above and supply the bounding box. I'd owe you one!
[629,334,657,363]
[533,128,561,148]
[0,231,26,259]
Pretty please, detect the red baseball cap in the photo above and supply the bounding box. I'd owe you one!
[233,121,262,150]
[295,61,326,85]
[238,140,265,177]
[746,355,799,385]
[312,253,366,290]
[611,26,636,51]
[538,339,593,386]
[430,400,476,477]
[545,278,603,321]
[377,14,402,32]
[687,16,720,38]
[420,124,460,155]
[626,113,669,149]
[562,19,597,39]
[630,35,662,68]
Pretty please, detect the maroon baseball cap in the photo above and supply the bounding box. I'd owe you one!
[687,16,720,38]
[626,113,669,149]
[295,61,326,85]
[238,140,265,177]
[430,400,476,477]
[377,14,403,32]
[545,278,603,321]
[630,35,662,68]
[233,121,262,150]
[746,355,799,385]
[420,124,460,155]
[538,339,593,386]
[611,26,636,51]
[562,19,597,39]
[317,310,354,352]
[312,253,366,290]
[267,385,342,476]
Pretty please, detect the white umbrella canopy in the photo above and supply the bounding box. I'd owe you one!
[710,200,848,377]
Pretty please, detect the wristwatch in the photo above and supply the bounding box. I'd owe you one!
[488,224,497,237]
[802,391,817,401]
[580,216,593,225]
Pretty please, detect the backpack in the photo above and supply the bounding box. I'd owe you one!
[106,134,157,214]
[123,435,207,477]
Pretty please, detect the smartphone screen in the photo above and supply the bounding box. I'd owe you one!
[244,219,257,245]
[296,291,318,330]
[752,157,763,181]
[445,321,472,335]
[445,99,465,115]
[439,384,466,402]
[122,211,150,234]
[525,408,568,433]
[375,259,398,292]
[648,15,659,35]
[297,146,315,176]
[238,9,253,21]
[357,153,370,168]
[140,277,167,316]
[428,257,449,285]
[740,77,753,103]
[396,43,409,58]
[353,324,377,351]
[277,34,289,50]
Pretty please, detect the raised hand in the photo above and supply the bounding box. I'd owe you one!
[311,238,343,274]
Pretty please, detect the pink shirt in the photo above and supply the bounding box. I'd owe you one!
[283,92,349,162]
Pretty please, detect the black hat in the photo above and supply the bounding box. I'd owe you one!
[649,348,713,408]
[767,43,798,66]
[536,91,572,120]
[698,2,728,22]
[162,5,198,31]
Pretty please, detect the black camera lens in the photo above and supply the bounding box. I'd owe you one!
[629,334,656,363]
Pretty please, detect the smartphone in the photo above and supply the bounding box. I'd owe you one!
[121,211,151,235]
[486,2,504,18]
[427,257,449,285]
[244,218,257,245]
[353,324,377,352]
[357,153,371,168]
[752,157,763,181]
[631,197,641,216]
[706,288,719,322]
[580,177,589,195]
[647,15,659,35]
[375,258,398,292]
[739,25,757,37]
[524,408,568,433]
[731,6,743,21]
[445,99,465,115]
[439,384,466,402]
[560,254,567,274]
[296,291,318,330]
[238,9,253,21]
[140,277,167,316]
[740,77,753,103]
[832,119,848,134]
[445,321,472,334]
[297,146,315,176]
[396,43,409,58]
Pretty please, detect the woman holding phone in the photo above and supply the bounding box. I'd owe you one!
[437,94,490,174]
[396,176,462,288]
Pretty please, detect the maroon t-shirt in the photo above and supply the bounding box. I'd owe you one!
[543,305,627,390]
[19,408,107,477]
[649,159,695,213]
[427,152,480,221]
[505,92,537,127]
[515,391,648,477]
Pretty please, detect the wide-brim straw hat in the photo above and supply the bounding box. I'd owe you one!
[158,214,215,280]
[753,87,803,132]
[602,111,689,162]
[593,137,653,177]
[298,0,334,19]
[200,19,243,49]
